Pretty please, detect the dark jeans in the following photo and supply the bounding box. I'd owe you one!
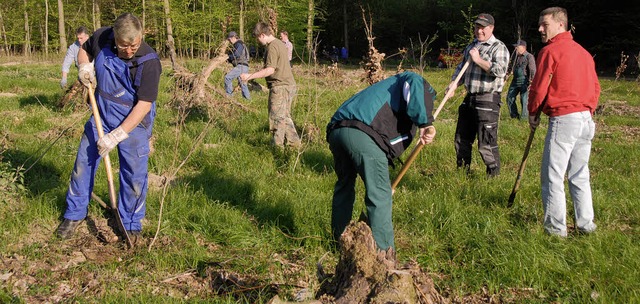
[454,93,501,176]
[506,81,529,119]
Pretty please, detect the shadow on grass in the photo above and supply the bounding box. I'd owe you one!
[19,94,63,111]
[300,148,333,174]
[186,165,297,234]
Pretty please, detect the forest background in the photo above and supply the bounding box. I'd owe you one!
[2,0,640,75]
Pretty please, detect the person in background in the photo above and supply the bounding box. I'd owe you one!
[60,26,91,89]
[340,46,348,64]
[528,7,600,237]
[279,31,293,66]
[445,13,510,177]
[55,13,161,245]
[224,31,251,100]
[326,71,437,255]
[506,39,536,119]
[240,22,301,148]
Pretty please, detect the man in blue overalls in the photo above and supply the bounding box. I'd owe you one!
[55,13,162,243]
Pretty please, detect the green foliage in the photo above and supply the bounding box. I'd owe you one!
[0,161,25,202]
[1,61,640,302]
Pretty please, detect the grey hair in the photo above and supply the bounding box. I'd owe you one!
[113,13,142,42]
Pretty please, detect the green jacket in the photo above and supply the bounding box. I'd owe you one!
[327,71,436,162]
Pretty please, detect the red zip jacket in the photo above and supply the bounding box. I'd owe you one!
[528,31,600,117]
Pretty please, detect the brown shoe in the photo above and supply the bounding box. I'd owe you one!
[55,219,83,239]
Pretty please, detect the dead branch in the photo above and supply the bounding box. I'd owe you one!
[360,6,384,85]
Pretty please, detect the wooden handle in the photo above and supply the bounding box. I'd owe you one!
[391,59,471,194]
[86,85,132,247]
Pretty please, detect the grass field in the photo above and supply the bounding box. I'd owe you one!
[1,56,640,303]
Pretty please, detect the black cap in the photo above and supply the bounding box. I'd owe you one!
[227,31,238,39]
[475,13,495,27]
[513,40,527,47]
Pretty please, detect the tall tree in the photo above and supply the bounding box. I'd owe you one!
[93,0,101,30]
[0,9,7,55]
[57,0,66,53]
[23,0,30,56]
[239,0,244,40]
[305,0,314,60]
[342,2,348,51]
[162,0,178,69]
[44,0,48,55]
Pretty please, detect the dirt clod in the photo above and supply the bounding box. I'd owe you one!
[317,221,445,303]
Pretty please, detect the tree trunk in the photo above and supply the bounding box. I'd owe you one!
[57,0,66,53]
[0,10,8,55]
[93,0,101,30]
[162,0,180,70]
[23,0,30,56]
[44,0,49,56]
[239,0,244,40]
[142,0,145,37]
[342,2,348,52]
[306,0,314,61]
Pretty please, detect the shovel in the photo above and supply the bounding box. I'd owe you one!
[391,59,471,194]
[86,84,133,248]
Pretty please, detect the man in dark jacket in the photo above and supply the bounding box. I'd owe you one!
[326,71,437,252]
[506,39,536,119]
[225,31,251,100]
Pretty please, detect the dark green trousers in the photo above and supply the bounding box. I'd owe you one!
[328,127,394,250]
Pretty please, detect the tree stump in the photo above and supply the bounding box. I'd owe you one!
[318,221,445,304]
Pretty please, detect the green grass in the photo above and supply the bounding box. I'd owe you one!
[1,59,640,303]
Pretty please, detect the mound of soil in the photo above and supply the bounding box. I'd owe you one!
[317,221,445,304]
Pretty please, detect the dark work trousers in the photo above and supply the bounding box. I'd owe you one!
[454,93,501,176]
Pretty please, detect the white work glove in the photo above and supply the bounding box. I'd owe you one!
[529,115,540,130]
[60,77,67,89]
[420,125,436,145]
[97,126,129,157]
[78,63,96,88]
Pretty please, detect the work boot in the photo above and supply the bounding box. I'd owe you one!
[486,166,500,177]
[55,219,83,239]
[126,230,142,247]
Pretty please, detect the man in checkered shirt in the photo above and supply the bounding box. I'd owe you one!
[445,13,510,177]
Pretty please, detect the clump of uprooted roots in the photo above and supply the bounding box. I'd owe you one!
[166,39,252,115]
[167,39,228,110]
[316,221,445,304]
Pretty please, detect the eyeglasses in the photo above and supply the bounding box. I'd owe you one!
[115,39,141,52]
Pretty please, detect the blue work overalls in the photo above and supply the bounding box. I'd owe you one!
[64,44,157,232]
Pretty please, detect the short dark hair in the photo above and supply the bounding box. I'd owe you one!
[76,26,90,35]
[541,7,568,30]
[253,22,273,37]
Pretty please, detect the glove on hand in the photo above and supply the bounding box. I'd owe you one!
[528,115,540,130]
[60,77,67,89]
[97,126,129,157]
[78,63,96,88]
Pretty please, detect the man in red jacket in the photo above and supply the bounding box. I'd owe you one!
[528,7,600,237]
